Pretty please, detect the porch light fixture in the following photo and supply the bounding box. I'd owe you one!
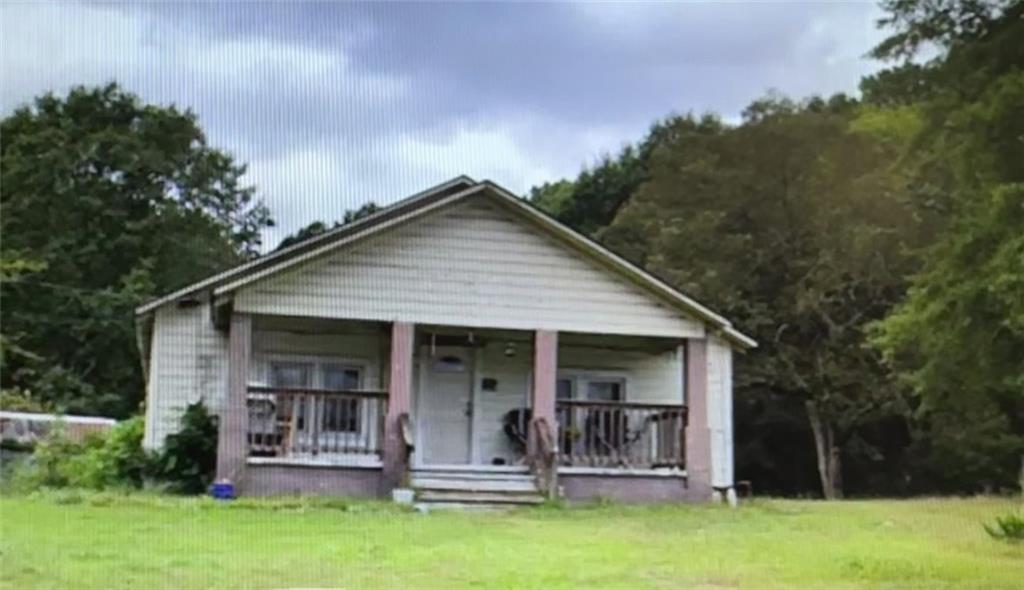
[503,342,517,358]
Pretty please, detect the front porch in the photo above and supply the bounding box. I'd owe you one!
[218,314,711,502]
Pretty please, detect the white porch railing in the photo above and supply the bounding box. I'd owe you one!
[246,387,388,458]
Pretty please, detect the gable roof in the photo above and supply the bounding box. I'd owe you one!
[136,176,756,349]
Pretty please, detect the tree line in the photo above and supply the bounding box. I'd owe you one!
[1,0,1020,497]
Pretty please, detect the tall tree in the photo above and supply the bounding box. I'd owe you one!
[599,97,921,498]
[529,147,646,237]
[870,0,1024,491]
[529,114,723,239]
[1,83,272,417]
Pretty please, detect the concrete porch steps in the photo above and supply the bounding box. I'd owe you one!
[410,468,545,508]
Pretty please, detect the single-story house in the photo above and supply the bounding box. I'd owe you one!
[135,176,756,506]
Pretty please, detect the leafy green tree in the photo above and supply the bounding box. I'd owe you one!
[875,185,1023,491]
[276,221,333,251]
[869,0,1024,491]
[870,0,1016,62]
[528,180,575,220]
[343,202,381,224]
[1,83,272,417]
[601,96,920,498]
[530,147,645,237]
[529,115,723,238]
[275,202,381,251]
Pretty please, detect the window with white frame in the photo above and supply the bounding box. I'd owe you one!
[267,358,365,434]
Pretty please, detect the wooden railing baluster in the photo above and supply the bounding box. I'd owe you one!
[554,399,688,470]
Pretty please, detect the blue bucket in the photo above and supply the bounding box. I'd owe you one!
[210,481,235,500]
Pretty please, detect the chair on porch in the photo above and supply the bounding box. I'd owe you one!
[246,393,295,457]
[502,408,531,461]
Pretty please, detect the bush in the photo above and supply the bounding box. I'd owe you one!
[8,417,153,492]
[9,422,85,490]
[9,402,219,496]
[984,511,1024,542]
[155,401,218,494]
[68,417,151,489]
[0,388,53,413]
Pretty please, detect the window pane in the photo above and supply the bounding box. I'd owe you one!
[587,380,623,402]
[269,363,312,388]
[323,398,359,433]
[556,378,573,400]
[323,365,361,390]
[322,366,362,432]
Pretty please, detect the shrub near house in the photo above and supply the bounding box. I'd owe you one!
[9,417,148,490]
[7,401,217,494]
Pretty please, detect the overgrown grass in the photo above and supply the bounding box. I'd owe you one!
[1,493,1021,589]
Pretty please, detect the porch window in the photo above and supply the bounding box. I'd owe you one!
[267,359,365,435]
[556,378,574,400]
[556,372,627,455]
[322,364,362,433]
[269,362,312,389]
[586,379,624,402]
[557,372,626,402]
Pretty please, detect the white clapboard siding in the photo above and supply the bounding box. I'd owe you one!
[234,197,704,338]
[471,341,532,466]
[143,304,228,450]
[706,336,735,488]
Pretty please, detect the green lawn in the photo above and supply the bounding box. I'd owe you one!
[1,493,1021,589]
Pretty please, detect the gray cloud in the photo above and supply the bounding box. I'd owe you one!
[1,1,886,248]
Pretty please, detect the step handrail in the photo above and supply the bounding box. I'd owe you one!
[530,417,558,500]
[398,412,414,486]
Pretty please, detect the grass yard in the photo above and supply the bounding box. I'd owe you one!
[1,493,1021,589]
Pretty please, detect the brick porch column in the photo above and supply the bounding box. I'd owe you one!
[216,312,251,486]
[529,330,558,457]
[382,321,414,492]
[685,338,713,499]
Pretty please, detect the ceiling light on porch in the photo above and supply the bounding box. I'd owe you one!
[504,342,517,358]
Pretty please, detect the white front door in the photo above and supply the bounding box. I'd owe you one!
[420,346,473,465]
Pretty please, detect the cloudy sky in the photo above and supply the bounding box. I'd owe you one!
[1,1,886,248]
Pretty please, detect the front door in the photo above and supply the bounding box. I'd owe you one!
[420,346,473,465]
